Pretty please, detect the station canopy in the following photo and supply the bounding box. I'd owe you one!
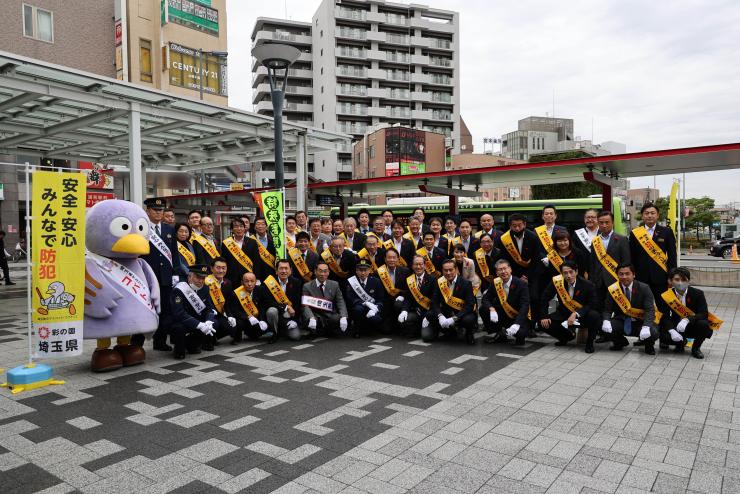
[0,50,348,190]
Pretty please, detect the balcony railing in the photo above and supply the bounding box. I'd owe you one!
[386,33,410,45]
[388,107,412,118]
[430,74,452,85]
[337,46,367,58]
[386,52,410,63]
[429,57,452,67]
[432,92,452,102]
[429,38,452,49]
[387,70,410,81]
[337,66,368,78]
[337,104,369,116]
[336,8,367,21]
[337,85,368,96]
[336,28,367,40]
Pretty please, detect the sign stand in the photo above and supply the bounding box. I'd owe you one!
[2,165,65,394]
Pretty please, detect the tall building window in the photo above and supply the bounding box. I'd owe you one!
[139,39,153,83]
[23,4,54,42]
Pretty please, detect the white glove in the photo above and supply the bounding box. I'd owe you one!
[258,321,268,331]
[561,319,570,329]
[398,311,408,323]
[541,257,550,266]
[669,329,683,342]
[287,320,298,330]
[438,314,447,327]
[340,317,348,332]
[639,326,651,341]
[602,320,612,334]
[227,317,236,328]
[366,309,377,319]
[444,317,455,328]
[308,318,317,330]
[283,309,291,318]
[197,321,215,336]
[421,317,430,329]
[395,296,404,302]
[363,301,378,312]
[677,318,690,333]
[506,324,520,337]
[489,310,499,323]
[248,316,259,326]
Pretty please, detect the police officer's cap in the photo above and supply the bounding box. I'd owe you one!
[189,264,210,276]
[144,197,166,210]
[356,259,371,269]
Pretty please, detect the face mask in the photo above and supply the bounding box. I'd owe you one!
[674,281,689,292]
[189,283,200,291]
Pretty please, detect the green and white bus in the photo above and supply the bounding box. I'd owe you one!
[332,196,627,234]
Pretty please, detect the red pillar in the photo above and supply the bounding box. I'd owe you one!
[449,195,458,216]
[583,171,613,211]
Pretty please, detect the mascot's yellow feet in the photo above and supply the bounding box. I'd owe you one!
[113,344,146,367]
[91,349,123,373]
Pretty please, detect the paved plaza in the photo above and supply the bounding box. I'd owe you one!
[0,272,739,493]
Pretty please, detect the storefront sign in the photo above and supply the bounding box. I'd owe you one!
[166,0,219,36]
[79,162,114,190]
[168,42,227,96]
[386,127,426,177]
[86,192,116,208]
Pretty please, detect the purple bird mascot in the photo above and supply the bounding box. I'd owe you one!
[84,200,160,372]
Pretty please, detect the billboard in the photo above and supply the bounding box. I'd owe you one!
[168,42,228,96]
[164,0,219,36]
[385,127,426,177]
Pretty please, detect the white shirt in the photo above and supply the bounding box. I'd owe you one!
[586,227,598,239]
[393,238,403,251]
[279,279,288,292]
[514,233,524,252]
[645,224,656,238]
[447,276,458,291]
[600,230,614,250]
[675,287,687,305]
[233,237,244,249]
[546,225,555,237]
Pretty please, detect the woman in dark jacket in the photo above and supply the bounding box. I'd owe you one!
[174,222,195,283]
[542,230,590,280]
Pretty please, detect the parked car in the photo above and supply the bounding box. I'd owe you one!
[709,235,740,258]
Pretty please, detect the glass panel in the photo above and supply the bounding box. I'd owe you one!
[23,5,33,37]
[36,9,52,42]
[139,40,152,82]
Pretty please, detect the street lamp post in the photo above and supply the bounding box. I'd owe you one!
[252,43,301,190]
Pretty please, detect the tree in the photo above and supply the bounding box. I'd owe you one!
[530,150,601,199]
[635,196,670,223]
[684,197,719,238]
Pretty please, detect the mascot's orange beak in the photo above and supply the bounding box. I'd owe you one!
[111,233,150,255]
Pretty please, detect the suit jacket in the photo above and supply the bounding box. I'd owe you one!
[343,232,366,252]
[368,231,391,242]
[309,233,332,253]
[496,229,539,279]
[377,265,410,301]
[401,272,436,317]
[630,224,677,286]
[262,275,302,312]
[301,278,348,319]
[430,276,476,320]
[482,275,530,326]
[540,276,597,321]
[174,240,195,282]
[222,236,258,287]
[227,284,267,321]
[344,276,384,314]
[387,237,416,267]
[472,247,502,291]
[542,248,590,281]
[659,286,708,329]
[589,232,630,288]
[209,278,233,316]
[253,235,278,280]
[457,235,479,258]
[289,248,320,282]
[418,246,447,275]
[358,247,386,273]
[475,228,504,246]
[603,279,655,325]
[193,235,222,265]
[435,236,449,254]
[534,224,568,259]
[141,222,176,287]
[170,284,215,330]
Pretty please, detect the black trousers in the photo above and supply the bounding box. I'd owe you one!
[610,318,656,348]
[0,255,10,282]
[350,306,383,336]
[660,319,712,349]
[399,311,424,337]
[312,312,344,338]
[170,321,210,354]
[480,309,529,342]
[380,298,405,334]
[423,313,477,342]
[235,319,263,340]
[542,310,600,344]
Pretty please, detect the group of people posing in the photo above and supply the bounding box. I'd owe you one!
[139,199,720,361]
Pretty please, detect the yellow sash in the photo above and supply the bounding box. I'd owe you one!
[592,236,618,282]
[377,265,401,296]
[403,231,418,245]
[406,274,431,310]
[474,248,493,281]
[552,275,583,313]
[204,275,225,313]
[535,225,564,272]
[416,247,440,277]
[447,235,462,256]
[321,249,348,278]
[632,226,668,272]
[234,285,259,317]
[339,231,359,248]
[256,239,276,268]
[285,234,296,250]
[263,275,292,307]
[222,237,253,272]
[607,282,661,324]
[357,248,379,273]
[288,247,313,282]
[500,230,530,268]
[437,277,464,311]
[493,277,519,319]
[177,242,195,266]
[308,236,321,253]
[661,289,723,331]
[384,239,407,267]
[191,232,220,259]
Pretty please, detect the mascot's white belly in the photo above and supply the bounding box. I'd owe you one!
[83,256,159,339]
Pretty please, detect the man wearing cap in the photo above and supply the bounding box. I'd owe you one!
[427,259,477,345]
[135,197,177,351]
[263,259,302,341]
[302,261,349,338]
[229,272,271,343]
[344,258,384,338]
[288,231,320,284]
[170,264,219,359]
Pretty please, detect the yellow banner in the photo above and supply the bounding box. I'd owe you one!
[205,275,226,313]
[668,181,679,238]
[178,242,195,266]
[32,171,86,358]
[592,236,618,282]
[493,277,518,319]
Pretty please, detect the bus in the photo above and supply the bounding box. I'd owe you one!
[331,196,628,234]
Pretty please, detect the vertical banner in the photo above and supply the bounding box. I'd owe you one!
[31,171,86,358]
[260,190,286,259]
[668,181,679,238]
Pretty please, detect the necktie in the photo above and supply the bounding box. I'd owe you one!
[319,283,325,296]
[417,276,423,286]
[155,224,160,237]
[504,282,510,296]
[303,252,306,261]
[623,285,632,335]
[568,284,574,298]
[361,281,366,290]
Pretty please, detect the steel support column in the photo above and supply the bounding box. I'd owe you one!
[296,133,307,212]
[128,102,144,205]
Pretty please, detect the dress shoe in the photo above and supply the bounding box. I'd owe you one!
[633,340,644,346]
[91,348,123,372]
[692,349,704,359]
[202,342,214,351]
[113,344,145,366]
[187,347,202,354]
[5,281,16,285]
[174,351,186,360]
[465,331,475,345]
[554,340,569,347]
[644,345,656,355]
[673,345,685,353]
[153,342,172,351]
[267,332,278,344]
[659,343,669,350]
[609,345,624,351]
[595,336,610,344]
[512,338,525,347]
[584,343,594,354]
[352,331,361,339]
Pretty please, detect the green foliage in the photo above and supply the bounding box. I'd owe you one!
[635,196,670,222]
[532,182,601,200]
[529,150,594,162]
[684,197,719,236]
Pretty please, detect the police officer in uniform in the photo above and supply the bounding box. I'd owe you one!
[170,264,219,360]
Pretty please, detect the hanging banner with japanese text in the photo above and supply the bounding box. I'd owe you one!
[258,190,285,259]
[31,171,86,358]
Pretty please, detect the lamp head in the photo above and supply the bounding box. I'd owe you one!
[252,43,301,70]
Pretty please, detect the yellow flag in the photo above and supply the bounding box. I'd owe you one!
[668,181,679,237]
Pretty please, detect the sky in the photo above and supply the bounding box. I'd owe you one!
[226,0,740,204]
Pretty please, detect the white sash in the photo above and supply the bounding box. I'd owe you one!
[149,226,172,265]
[348,276,376,304]
[575,228,592,252]
[175,281,206,315]
[301,295,334,312]
[87,251,157,314]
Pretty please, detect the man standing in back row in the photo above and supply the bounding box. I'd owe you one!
[630,202,677,304]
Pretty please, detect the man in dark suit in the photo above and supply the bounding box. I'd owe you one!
[288,231,320,284]
[376,248,410,334]
[602,263,657,355]
[302,262,349,337]
[357,209,372,235]
[472,233,502,293]
[474,213,503,244]
[169,264,218,360]
[386,221,416,268]
[203,257,237,349]
[496,213,539,282]
[659,267,715,359]
[412,207,431,235]
[136,197,177,351]
[263,259,302,341]
[192,216,222,264]
[427,259,477,344]
[229,272,270,342]
[253,217,277,280]
[572,208,600,255]
[369,216,391,242]
[399,255,436,337]
[481,259,530,346]
[457,220,479,258]
[539,260,601,353]
[0,231,13,285]
[418,232,446,277]
[404,217,424,249]
[630,202,677,304]
[345,259,384,338]
[590,211,631,311]
[323,237,356,290]
[357,234,385,274]
[342,217,366,252]
[221,218,258,288]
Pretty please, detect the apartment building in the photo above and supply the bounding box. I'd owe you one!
[251,0,460,182]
